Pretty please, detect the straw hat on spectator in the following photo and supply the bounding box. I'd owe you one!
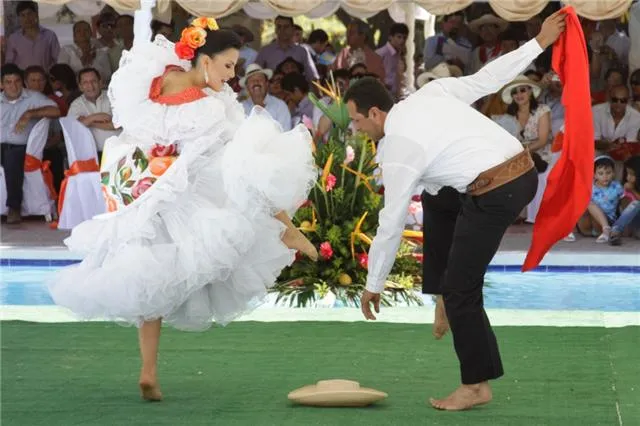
[288,380,387,407]
[469,14,509,34]
[416,62,463,88]
[239,63,273,88]
[500,75,542,104]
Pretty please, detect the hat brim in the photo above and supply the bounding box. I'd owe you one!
[501,80,542,104]
[240,69,273,88]
[288,386,387,407]
[416,72,438,88]
[469,16,509,34]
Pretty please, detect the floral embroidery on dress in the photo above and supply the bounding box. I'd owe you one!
[101,143,178,211]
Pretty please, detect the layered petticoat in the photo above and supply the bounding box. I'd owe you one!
[47,36,316,331]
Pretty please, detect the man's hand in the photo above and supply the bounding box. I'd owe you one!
[14,110,32,133]
[360,290,381,320]
[536,10,567,49]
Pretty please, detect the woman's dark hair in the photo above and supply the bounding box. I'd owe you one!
[343,76,394,116]
[49,63,79,92]
[192,29,242,66]
[623,155,640,192]
[506,86,539,116]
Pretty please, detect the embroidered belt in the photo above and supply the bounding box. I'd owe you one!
[466,149,535,196]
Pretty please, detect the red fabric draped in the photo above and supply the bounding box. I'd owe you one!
[523,6,594,271]
[24,154,58,200]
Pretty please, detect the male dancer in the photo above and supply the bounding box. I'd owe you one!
[344,11,566,411]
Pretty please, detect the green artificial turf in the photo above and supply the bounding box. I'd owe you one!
[1,321,638,426]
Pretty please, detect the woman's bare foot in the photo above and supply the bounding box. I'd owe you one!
[282,228,318,261]
[429,382,492,411]
[433,295,450,340]
[139,375,162,402]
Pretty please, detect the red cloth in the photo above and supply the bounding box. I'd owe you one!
[522,6,594,271]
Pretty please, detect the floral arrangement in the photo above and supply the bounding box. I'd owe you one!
[174,17,219,60]
[273,75,423,308]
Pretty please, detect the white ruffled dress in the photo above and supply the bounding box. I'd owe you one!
[47,35,316,331]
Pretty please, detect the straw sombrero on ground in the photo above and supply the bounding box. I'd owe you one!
[288,380,387,407]
[500,75,542,104]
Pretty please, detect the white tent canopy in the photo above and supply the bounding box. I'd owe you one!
[31,0,633,21]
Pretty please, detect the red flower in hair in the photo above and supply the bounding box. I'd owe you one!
[175,41,194,60]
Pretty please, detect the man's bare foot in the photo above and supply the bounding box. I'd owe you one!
[429,382,492,411]
[139,376,162,402]
[433,295,449,340]
[282,228,318,261]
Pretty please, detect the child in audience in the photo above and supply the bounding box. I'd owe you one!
[576,156,623,242]
[609,156,640,245]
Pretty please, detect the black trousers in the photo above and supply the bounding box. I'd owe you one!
[1,143,27,210]
[421,169,538,384]
[43,146,66,194]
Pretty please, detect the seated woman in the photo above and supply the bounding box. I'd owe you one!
[492,75,551,223]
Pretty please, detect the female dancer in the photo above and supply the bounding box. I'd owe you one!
[48,0,317,401]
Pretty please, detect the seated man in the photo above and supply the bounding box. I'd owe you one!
[1,63,61,224]
[281,72,313,127]
[240,64,291,131]
[67,68,121,161]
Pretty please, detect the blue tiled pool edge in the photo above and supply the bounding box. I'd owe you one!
[1,257,639,272]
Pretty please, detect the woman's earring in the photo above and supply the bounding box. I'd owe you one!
[204,68,209,85]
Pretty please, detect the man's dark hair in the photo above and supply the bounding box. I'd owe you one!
[1,63,24,81]
[16,1,37,16]
[343,76,394,116]
[78,67,101,82]
[293,24,303,32]
[24,65,46,78]
[308,29,329,44]
[275,15,294,26]
[390,23,409,37]
[281,72,309,94]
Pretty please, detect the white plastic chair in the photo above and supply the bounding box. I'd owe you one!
[21,118,56,221]
[57,117,105,230]
[0,167,7,216]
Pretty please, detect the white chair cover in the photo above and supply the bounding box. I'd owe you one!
[57,117,106,230]
[21,118,56,219]
[0,167,7,215]
[526,151,562,223]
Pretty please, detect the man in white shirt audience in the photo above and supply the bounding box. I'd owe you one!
[68,68,121,161]
[343,12,566,412]
[58,21,112,84]
[1,63,61,224]
[593,85,640,156]
[240,64,291,131]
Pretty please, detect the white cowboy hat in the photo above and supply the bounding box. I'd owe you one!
[239,63,273,88]
[469,14,509,34]
[416,62,463,88]
[288,379,387,407]
[500,75,542,104]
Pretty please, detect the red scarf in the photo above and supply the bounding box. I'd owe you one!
[522,6,594,271]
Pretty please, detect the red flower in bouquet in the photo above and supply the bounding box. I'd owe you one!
[325,173,337,191]
[319,242,333,260]
[357,252,368,269]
